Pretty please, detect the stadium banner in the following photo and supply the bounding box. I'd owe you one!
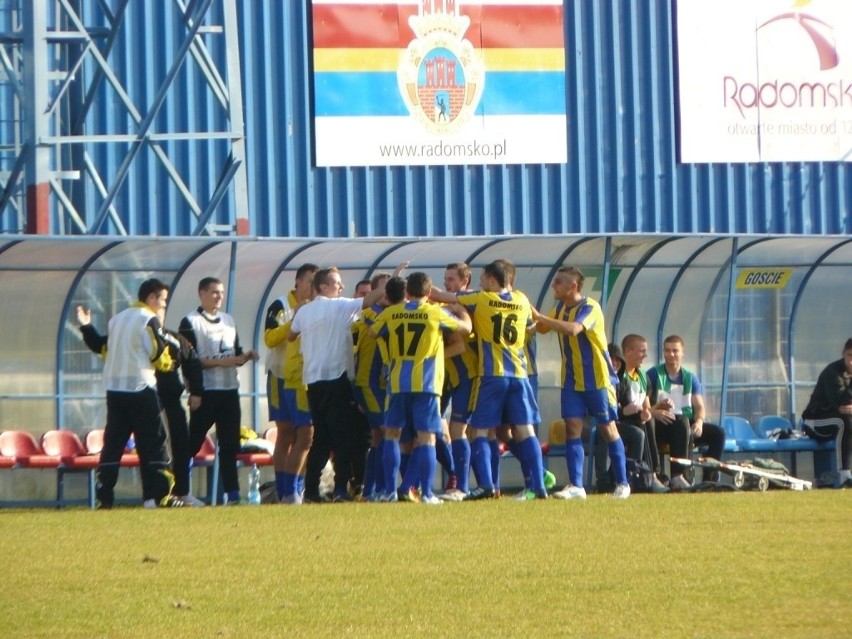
[676,0,852,163]
[311,0,567,167]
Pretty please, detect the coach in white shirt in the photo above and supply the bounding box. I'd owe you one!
[289,266,387,502]
[180,277,258,505]
[97,278,180,508]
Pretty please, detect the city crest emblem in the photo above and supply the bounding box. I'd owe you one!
[397,0,485,135]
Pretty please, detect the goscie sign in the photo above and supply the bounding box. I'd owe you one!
[736,268,793,289]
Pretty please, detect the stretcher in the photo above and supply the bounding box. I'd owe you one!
[670,456,812,491]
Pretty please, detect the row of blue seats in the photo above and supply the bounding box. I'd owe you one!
[720,415,839,477]
[536,415,839,486]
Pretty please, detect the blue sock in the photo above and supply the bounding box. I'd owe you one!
[451,438,471,493]
[608,438,628,485]
[507,438,531,487]
[471,452,482,486]
[519,437,545,492]
[295,474,304,496]
[281,472,296,498]
[471,437,493,490]
[489,439,501,490]
[275,471,288,500]
[226,489,240,504]
[373,446,386,495]
[566,438,585,488]
[420,445,437,497]
[382,439,401,495]
[435,437,454,476]
[362,447,376,496]
[400,452,411,478]
[400,447,421,493]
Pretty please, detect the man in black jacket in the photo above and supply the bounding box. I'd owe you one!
[802,338,852,487]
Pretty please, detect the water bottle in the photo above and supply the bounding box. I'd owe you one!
[247,464,261,505]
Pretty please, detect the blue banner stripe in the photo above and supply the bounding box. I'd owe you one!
[314,71,566,116]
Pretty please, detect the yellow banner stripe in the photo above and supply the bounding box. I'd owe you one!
[313,48,565,73]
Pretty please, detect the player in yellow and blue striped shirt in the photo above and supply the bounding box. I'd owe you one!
[352,271,394,501]
[372,272,471,503]
[492,258,555,499]
[437,262,478,499]
[534,266,630,500]
[433,260,549,500]
[264,263,317,503]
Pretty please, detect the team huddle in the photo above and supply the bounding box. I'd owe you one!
[265,259,631,506]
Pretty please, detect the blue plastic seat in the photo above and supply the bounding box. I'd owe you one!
[755,416,834,457]
[748,415,837,479]
[756,415,793,438]
[722,416,776,453]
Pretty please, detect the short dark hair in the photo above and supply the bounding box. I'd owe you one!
[138,278,169,302]
[312,267,339,293]
[663,335,685,348]
[385,276,406,304]
[406,272,432,298]
[621,334,647,351]
[844,338,852,352]
[198,276,222,292]
[556,266,584,290]
[483,260,509,288]
[296,263,319,281]
[493,259,516,286]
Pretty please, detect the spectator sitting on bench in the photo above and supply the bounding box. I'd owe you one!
[616,335,668,493]
[647,335,726,488]
[801,337,852,488]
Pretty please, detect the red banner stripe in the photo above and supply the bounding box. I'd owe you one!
[312,3,564,49]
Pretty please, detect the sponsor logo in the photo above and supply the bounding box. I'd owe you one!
[723,0,847,118]
[758,1,838,71]
[397,0,485,135]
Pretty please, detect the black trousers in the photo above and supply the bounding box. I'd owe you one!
[804,414,851,471]
[595,417,665,480]
[305,374,362,497]
[188,389,242,494]
[693,419,725,460]
[639,417,662,473]
[594,421,645,488]
[655,416,691,476]
[97,388,172,506]
[159,386,192,496]
[657,416,725,479]
[693,419,725,481]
